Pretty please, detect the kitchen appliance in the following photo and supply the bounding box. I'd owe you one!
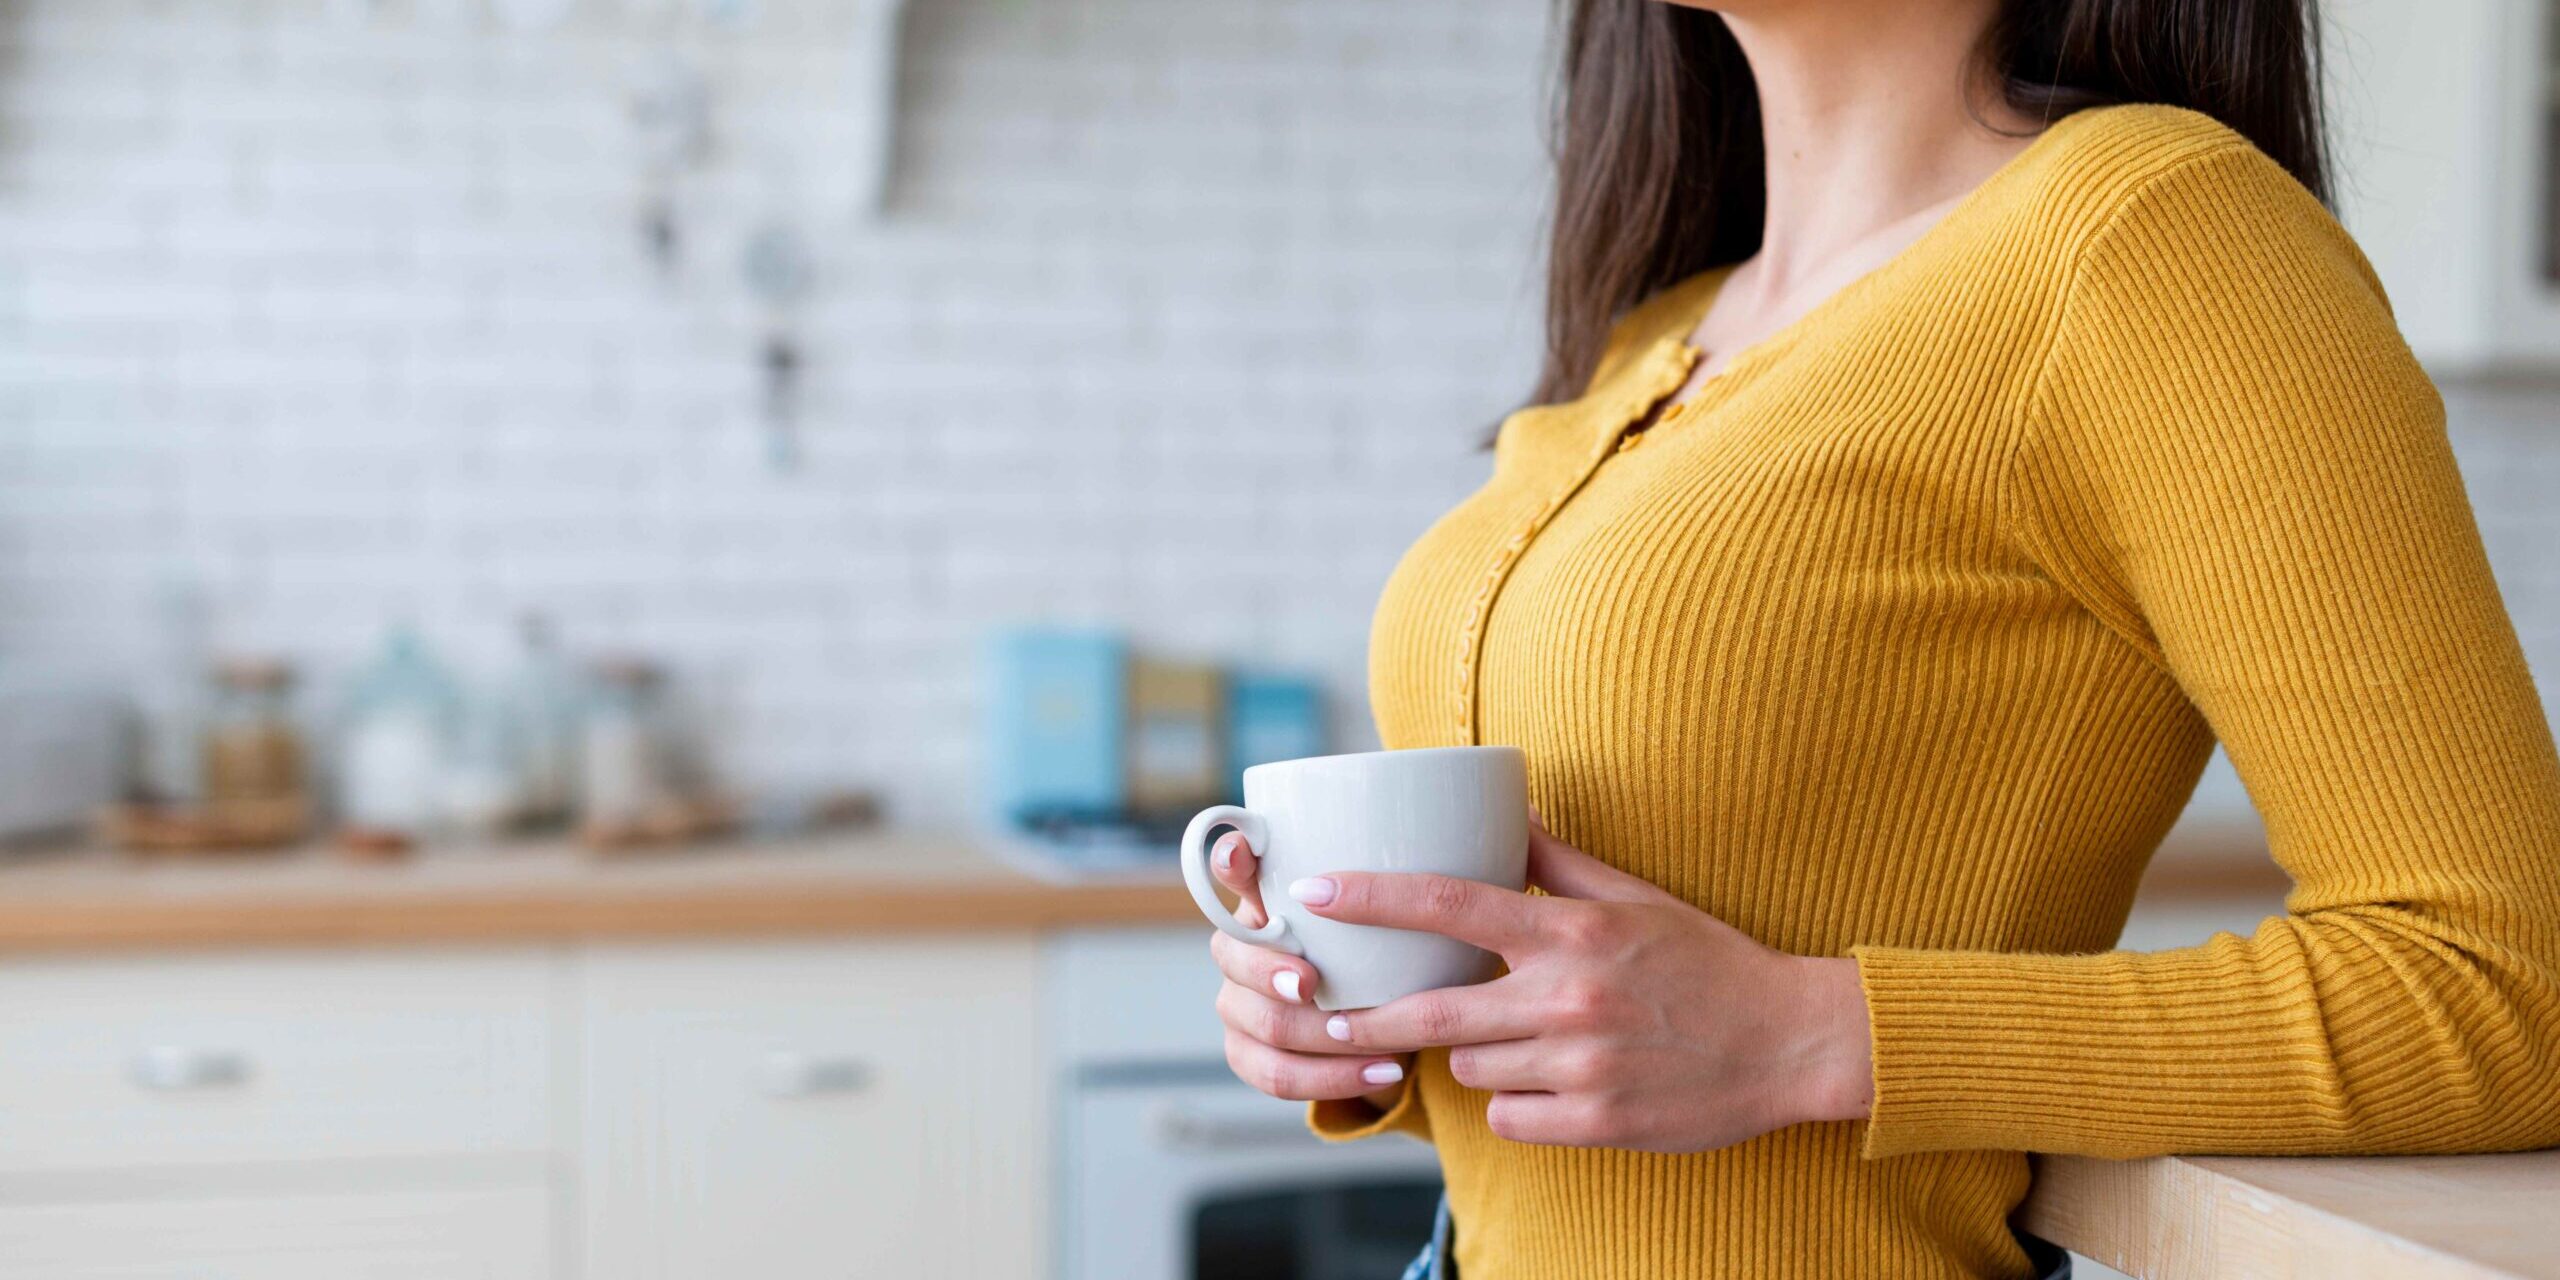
[0,671,122,845]
[1052,930,1442,1280]
[1226,673,1325,801]
[1126,657,1226,817]
[985,628,1129,829]
[984,633,1340,880]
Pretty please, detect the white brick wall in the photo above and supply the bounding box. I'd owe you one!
[3,0,2553,830]
[0,0,1555,825]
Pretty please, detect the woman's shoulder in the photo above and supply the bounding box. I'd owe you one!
[2020,107,2429,435]
[2043,102,2260,168]
[2024,102,2280,204]
[2018,103,2364,284]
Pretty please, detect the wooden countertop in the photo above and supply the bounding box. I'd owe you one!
[0,832,1204,953]
[2022,1149,2560,1279]
[0,818,2287,954]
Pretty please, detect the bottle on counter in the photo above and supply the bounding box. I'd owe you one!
[131,579,212,806]
[441,687,524,840]
[339,630,461,839]
[505,613,581,829]
[579,658,667,834]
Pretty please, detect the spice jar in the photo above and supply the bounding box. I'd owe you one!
[202,659,306,809]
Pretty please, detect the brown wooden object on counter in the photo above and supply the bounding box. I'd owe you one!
[97,795,314,854]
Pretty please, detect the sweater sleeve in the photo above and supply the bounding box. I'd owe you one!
[1308,1074,1432,1144]
[1848,143,2560,1161]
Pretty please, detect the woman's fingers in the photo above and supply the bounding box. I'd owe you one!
[1214,979,1368,1054]
[1209,923,1321,1005]
[1324,976,1546,1052]
[1483,1089,1626,1148]
[1524,814,1678,906]
[1289,870,1550,954]
[1211,830,1266,925]
[1223,1028,1406,1102]
[1444,1037,1571,1093]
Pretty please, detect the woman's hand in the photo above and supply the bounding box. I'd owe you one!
[1205,830,1412,1110]
[1299,816,1876,1152]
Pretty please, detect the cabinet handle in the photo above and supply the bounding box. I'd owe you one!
[130,1046,250,1091]
[760,1051,874,1098]
[1145,1102,1320,1152]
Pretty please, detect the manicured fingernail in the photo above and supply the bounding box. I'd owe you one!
[1273,971,1301,1002]
[1361,1061,1403,1085]
[1212,835,1236,873]
[1287,877,1336,906]
[1326,1014,1351,1042]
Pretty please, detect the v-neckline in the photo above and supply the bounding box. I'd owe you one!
[1632,109,2097,435]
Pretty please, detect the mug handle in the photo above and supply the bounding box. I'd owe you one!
[1180,805,1302,956]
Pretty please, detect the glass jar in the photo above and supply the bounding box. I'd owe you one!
[340,631,460,836]
[579,659,666,830]
[507,614,581,828]
[201,659,305,808]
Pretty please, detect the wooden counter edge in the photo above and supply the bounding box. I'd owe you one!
[0,821,2283,955]
[2018,1150,2560,1280]
[0,879,1205,954]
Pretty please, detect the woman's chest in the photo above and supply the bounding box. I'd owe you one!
[1366,355,2046,757]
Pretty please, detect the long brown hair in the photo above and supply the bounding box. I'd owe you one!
[1530,0,2329,405]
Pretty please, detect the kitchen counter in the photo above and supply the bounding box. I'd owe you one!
[0,833,1203,952]
[2021,1149,2560,1279]
[0,821,2291,954]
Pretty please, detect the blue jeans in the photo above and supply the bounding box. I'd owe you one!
[1400,1195,2073,1279]
[1397,1195,1455,1280]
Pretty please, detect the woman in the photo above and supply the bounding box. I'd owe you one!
[1206,0,2560,1276]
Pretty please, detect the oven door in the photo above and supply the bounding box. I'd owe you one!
[1065,1068,1442,1280]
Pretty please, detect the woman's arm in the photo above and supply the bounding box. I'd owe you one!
[1847,141,2560,1161]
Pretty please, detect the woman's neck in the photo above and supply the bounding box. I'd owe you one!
[1715,1,2042,301]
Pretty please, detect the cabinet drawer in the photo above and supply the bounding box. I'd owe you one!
[579,939,1045,1279]
[0,1182,552,1279]
[0,950,556,1173]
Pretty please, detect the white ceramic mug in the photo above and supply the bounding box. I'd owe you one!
[1180,745,1528,1011]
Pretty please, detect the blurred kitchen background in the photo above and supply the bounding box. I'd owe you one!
[0,0,2552,1277]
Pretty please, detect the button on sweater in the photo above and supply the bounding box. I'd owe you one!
[1314,104,2560,1279]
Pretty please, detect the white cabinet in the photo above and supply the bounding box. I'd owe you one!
[0,950,557,1174]
[0,937,1055,1280]
[2326,0,2560,375]
[0,1184,553,1280]
[0,949,560,1280]
[577,939,1048,1280]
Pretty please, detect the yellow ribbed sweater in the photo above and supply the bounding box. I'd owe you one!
[1313,105,2560,1279]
